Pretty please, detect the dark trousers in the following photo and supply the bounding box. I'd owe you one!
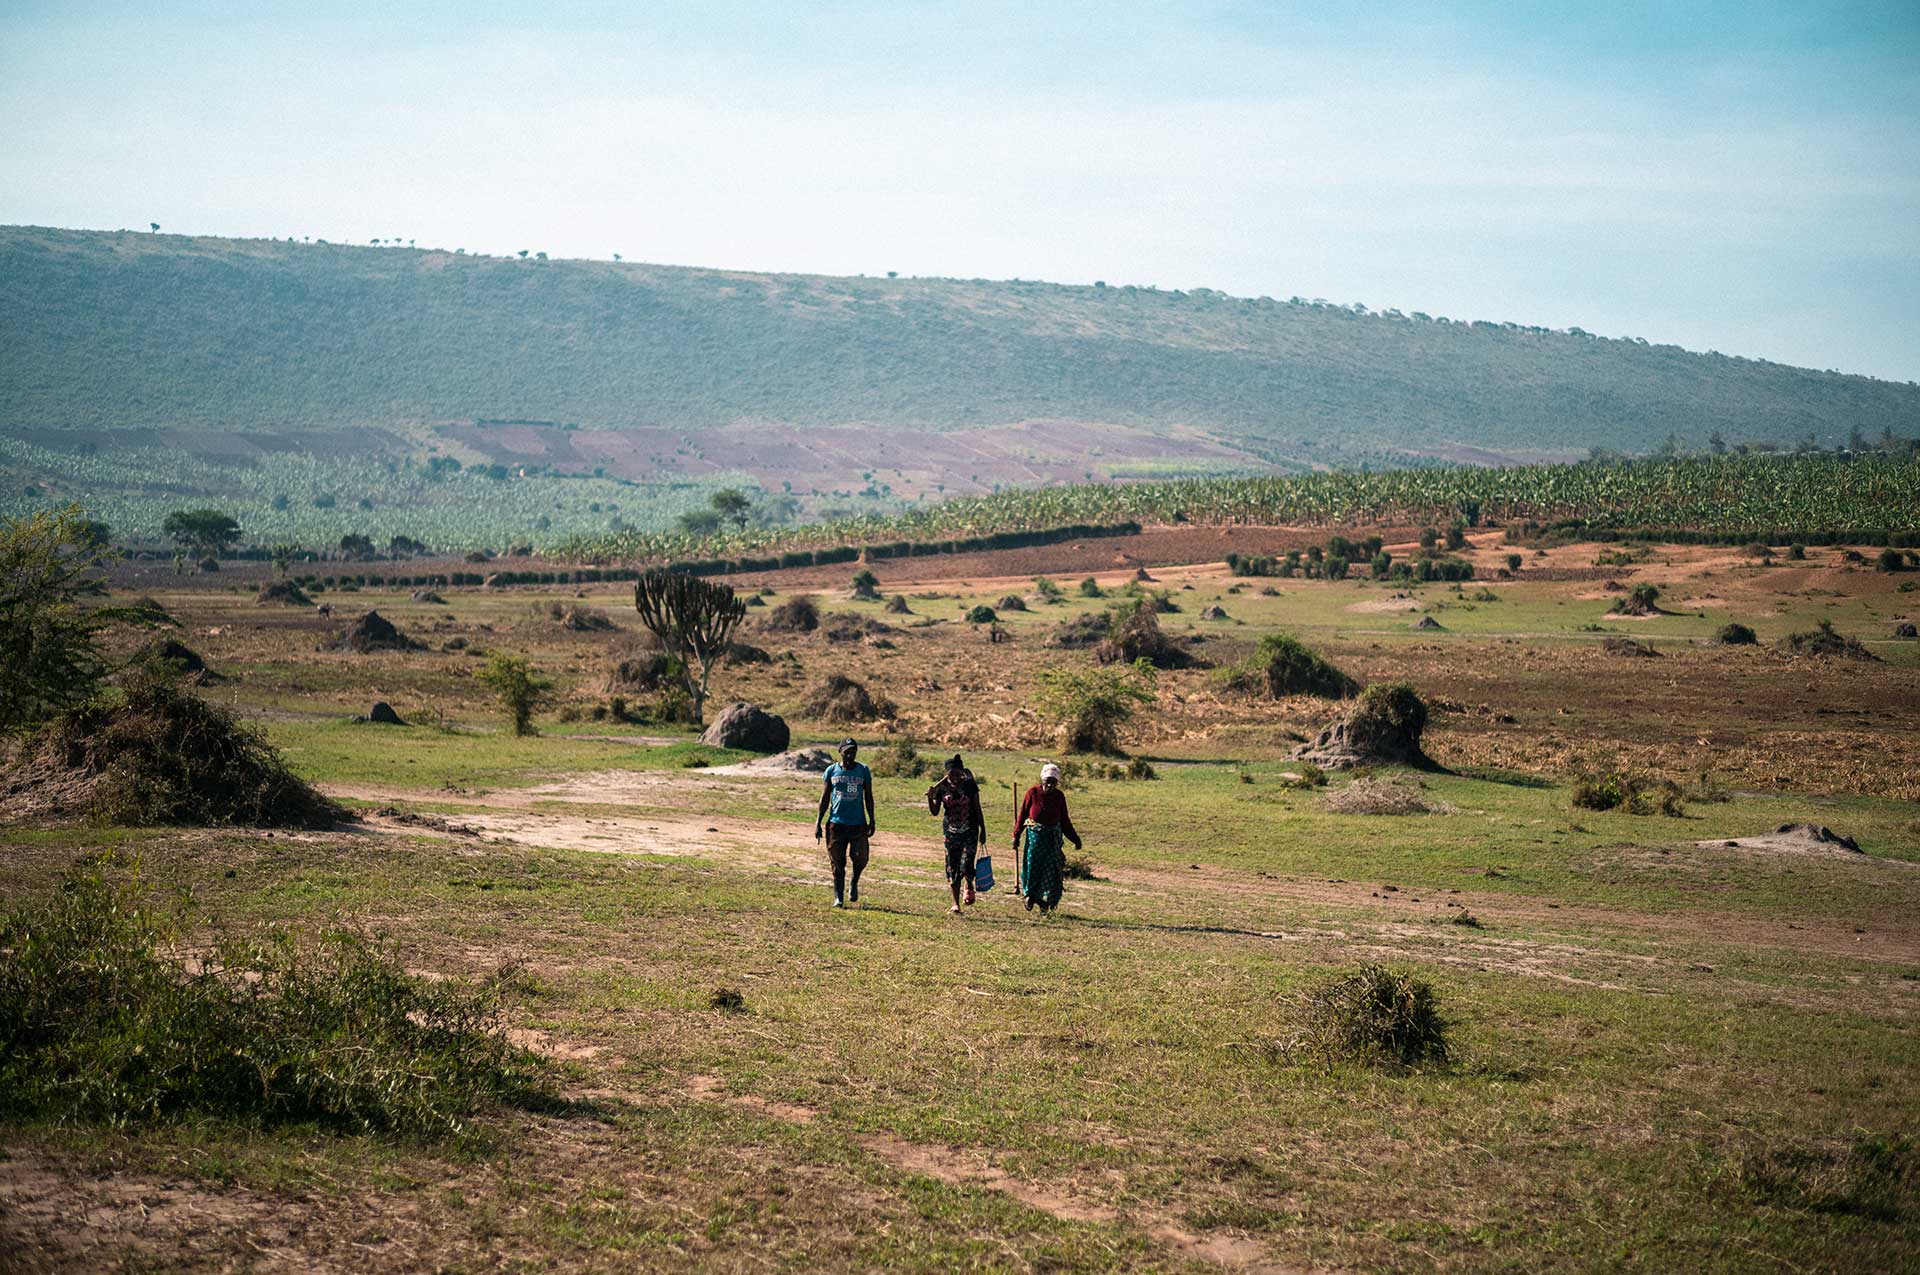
[826,824,869,895]
[943,830,978,883]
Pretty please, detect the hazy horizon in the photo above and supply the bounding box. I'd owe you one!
[4,1,1917,381]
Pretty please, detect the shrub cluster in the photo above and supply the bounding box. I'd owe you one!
[1570,768,1685,816]
[0,856,549,1135]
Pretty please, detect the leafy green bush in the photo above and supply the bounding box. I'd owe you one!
[1289,963,1450,1065]
[1,505,162,728]
[868,736,930,778]
[1717,622,1758,645]
[1035,660,1158,754]
[1878,547,1905,573]
[0,854,549,1135]
[476,653,555,736]
[965,604,998,624]
[1231,633,1358,699]
[1570,768,1684,816]
[1077,576,1103,598]
[1279,763,1327,790]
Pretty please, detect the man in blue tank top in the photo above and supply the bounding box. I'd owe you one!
[815,738,876,908]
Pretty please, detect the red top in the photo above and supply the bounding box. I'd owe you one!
[1016,785,1078,842]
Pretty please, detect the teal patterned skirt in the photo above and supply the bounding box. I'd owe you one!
[1019,823,1066,911]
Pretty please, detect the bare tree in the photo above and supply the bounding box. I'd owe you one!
[632,570,746,724]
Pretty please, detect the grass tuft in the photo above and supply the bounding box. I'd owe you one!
[1286,962,1451,1066]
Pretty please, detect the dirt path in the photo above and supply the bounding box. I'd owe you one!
[678,1074,1307,1274]
[332,775,1920,1011]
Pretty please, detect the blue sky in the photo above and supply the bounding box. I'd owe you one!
[3,2,1917,380]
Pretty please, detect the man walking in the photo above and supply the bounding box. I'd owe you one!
[816,738,876,908]
[926,754,986,914]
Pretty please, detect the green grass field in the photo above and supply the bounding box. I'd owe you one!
[4,533,1917,1272]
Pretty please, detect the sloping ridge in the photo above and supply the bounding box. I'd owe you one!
[2,225,1915,458]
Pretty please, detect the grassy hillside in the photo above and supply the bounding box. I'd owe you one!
[5,225,1917,464]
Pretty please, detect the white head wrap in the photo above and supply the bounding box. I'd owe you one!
[1040,763,1061,782]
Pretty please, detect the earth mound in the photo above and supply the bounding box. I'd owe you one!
[135,638,222,685]
[708,748,835,775]
[1293,683,1431,770]
[410,589,448,604]
[762,596,820,633]
[1319,776,1455,816]
[803,675,897,723]
[254,581,313,606]
[1602,636,1660,658]
[1097,605,1200,669]
[547,603,615,631]
[1047,613,1110,649]
[885,595,912,614]
[724,641,773,666]
[330,611,421,653]
[822,613,896,644]
[0,672,343,828]
[1781,622,1878,661]
[1200,605,1229,620]
[606,652,673,692]
[355,701,407,725]
[700,703,791,754]
[1894,622,1917,639]
[1412,615,1444,631]
[1702,824,1864,856]
[995,594,1028,612]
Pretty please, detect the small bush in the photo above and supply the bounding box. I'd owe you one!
[1570,768,1684,816]
[1877,548,1905,573]
[965,604,998,624]
[0,854,548,1135]
[1279,763,1327,790]
[708,986,747,1012]
[1609,583,1662,615]
[1034,577,1064,603]
[1063,852,1099,880]
[1097,602,1198,669]
[850,569,882,600]
[1078,577,1103,598]
[1035,660,1157,754]
[476,653,555,736]
[868,737,930,778]
[1787,543,1807,560]
[1715,622,1757,645]
[995,594,1029,612]
[1289,963,1450,1065]
[1233,633,1357,699]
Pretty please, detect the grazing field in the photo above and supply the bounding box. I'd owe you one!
[4,527,1918,1273]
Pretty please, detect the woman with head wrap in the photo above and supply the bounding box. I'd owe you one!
[1012,762,1081,914]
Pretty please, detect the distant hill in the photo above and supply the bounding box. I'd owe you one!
[5,226,1916,475]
